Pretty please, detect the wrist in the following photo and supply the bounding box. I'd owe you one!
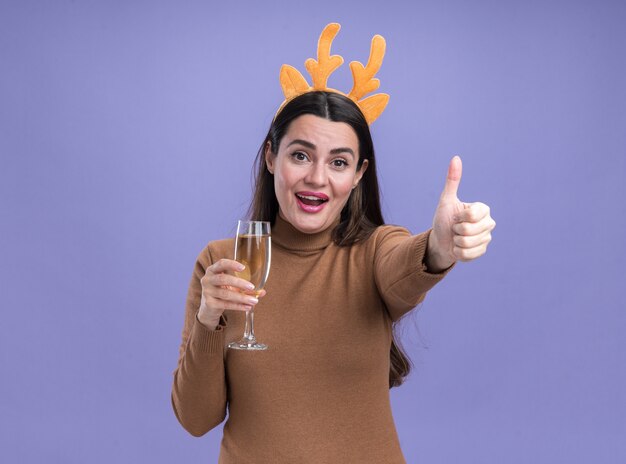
[196,309,220,331]
[425,231,455,273]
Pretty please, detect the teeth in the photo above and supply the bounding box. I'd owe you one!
[297,194,326,201]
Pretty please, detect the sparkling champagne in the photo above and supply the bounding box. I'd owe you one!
[234,234,271,297]
[229,220,271,351]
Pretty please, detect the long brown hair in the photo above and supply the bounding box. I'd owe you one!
[248,91,411,388]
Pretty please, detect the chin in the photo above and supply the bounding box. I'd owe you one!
[287,213,332,234]
[294,219,328,234]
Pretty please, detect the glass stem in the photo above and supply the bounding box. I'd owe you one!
[243,307,257,344]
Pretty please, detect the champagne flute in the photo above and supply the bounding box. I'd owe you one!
[228,220,271,351]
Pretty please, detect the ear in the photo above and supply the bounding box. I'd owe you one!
[264,141,275,174]
[359,94,389,124]
[353,159,369,189]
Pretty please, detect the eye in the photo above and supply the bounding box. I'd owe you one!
[331,158,349,169]
[291,151,309,162]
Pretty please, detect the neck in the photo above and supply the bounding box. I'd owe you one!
[271,214,336,252]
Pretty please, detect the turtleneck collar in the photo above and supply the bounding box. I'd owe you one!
[271,214,337,252]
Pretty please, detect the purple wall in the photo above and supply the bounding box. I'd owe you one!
[2,0,625,462]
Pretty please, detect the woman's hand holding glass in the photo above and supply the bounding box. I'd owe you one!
[197,259,266,331]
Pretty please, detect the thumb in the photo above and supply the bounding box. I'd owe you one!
[440,155,462,200]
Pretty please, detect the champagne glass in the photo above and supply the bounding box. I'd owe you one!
[228,220,271,351]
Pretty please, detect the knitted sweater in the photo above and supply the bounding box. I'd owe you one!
[172,216,451,463]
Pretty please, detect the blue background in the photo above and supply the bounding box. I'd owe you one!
[1,0,625,462]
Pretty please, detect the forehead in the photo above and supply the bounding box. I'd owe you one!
[282,114,358,151]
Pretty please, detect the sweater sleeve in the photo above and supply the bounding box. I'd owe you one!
[374,226,454,322]
[171,246,228,437]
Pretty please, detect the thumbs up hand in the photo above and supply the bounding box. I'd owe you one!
[425,156,496,273]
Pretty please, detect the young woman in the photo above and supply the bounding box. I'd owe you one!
[172,91,495,463]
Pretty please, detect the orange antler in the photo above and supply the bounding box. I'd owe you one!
[305,23,344,90]
[276,23,390,125]
[348,34,386,101]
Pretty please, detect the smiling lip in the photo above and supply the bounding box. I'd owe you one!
[295,191,329,213]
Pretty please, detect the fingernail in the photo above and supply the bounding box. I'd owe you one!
[246,297,259,305]
[245,282,255,290]
[236,263,245,271]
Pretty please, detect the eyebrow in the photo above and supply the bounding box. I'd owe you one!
[287,139,355,157]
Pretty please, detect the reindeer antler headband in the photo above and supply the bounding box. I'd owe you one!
[276,23,389,124]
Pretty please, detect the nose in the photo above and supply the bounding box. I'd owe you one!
[304,161,328,187]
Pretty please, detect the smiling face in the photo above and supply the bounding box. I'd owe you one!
[265,114,369,234]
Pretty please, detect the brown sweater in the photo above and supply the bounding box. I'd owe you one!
[172,216,451,463]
